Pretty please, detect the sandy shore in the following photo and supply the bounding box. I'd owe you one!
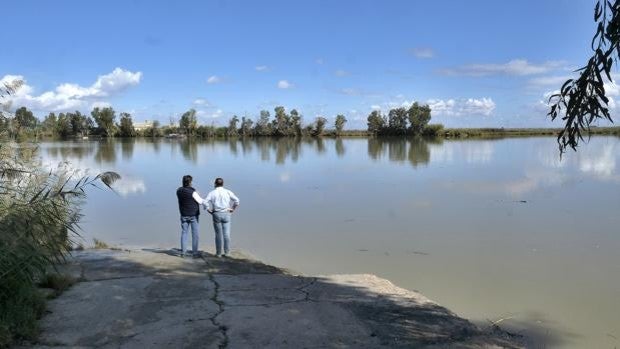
[21,248,525,348]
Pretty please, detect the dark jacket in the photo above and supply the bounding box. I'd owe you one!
[177,186,200,217]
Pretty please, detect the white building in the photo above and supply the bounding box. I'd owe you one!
[134,120,154,131]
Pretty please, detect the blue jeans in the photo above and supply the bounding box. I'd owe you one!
[212,212,231,255]
[180,215,199,255]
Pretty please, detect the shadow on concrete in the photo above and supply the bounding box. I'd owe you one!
[35,248,527,348]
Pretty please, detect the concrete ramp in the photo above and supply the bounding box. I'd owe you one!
[23,249,523,348]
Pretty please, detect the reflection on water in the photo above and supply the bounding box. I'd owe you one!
[95,140,116,164]
[39,137,620,349]
[367,137,432,167]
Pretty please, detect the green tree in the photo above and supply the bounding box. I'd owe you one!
[388,107,408,134]
[149,120,161,137]
[334,114,347,136]
[91,107,116,137]
[56,113,72,138]
[42,112,58,137]
[407,103,431,135]
[367,110,385,135]
[14,107,37,131]
[69,111,90,137]
[179,109,198,136]
[272,106,291,136]
[240,117,254,137]
[227,115,240,137]
[118,112,136,137]
[313,117,327,137]
[290,109,303,136]
[549,0,620,152]
[255,110,272,136]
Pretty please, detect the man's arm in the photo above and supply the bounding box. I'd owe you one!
[229,190,240,212]
[193,191,207,210]
[204,191,214,213]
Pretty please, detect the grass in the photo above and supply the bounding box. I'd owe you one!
[0,282,46,348]
[0,142,119,348]
[92,238,110,249]
[38,273,77,298]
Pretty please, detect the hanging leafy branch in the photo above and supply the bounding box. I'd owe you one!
[548,0,620,153]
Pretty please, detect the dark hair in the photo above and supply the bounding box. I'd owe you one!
[214,177,224,187]
[182,175,193,187]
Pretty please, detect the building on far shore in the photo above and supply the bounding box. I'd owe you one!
[134,120,154,131]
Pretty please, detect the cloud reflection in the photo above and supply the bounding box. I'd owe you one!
[112,177,146,196]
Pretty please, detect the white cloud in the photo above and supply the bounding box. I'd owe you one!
[193,98,210,106]
[427,97,495,116]
[113,177,146,196]
[255,65,269,72]
[91,101,111,109]
[207,75,221,84]
[370,105,381,110]
[528,75,573,88]
[335,69,350,77]
[315,58,324,65]
[196,108,223,119]
[440,59,564,77]
[277,80,293,89]
[409,47,434,59]
[579,143,616,178]
[0,68,142,113]
[279,172,291,182]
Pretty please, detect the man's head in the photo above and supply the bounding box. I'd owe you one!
[214,177,224,187]
[182,175,193,187]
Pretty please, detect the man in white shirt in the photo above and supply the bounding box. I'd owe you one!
[205,177,240,257]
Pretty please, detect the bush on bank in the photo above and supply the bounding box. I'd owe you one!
[0,143,117,347]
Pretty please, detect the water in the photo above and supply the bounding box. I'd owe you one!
[40,137,620,348]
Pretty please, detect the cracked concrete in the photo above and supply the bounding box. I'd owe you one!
[19,249,524,348]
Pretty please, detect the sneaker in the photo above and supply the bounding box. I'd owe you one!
[215,254,222,258]
[222,254,230,258]
[192,253,202,259]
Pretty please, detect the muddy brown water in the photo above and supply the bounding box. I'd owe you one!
[40,136,620,348]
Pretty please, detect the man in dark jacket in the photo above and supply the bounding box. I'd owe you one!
[176,175,205,257]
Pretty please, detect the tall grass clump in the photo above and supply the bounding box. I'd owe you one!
[0,142,118,347]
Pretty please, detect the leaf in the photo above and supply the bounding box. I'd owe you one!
[97,171,121,189]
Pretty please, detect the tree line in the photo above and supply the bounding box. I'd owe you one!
[1,102,440,140]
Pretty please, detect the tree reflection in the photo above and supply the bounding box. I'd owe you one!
[150,138,161,154]
[335,138,346,157]
[240,138,253,155]
[408,137,431,168]
[367,137,433,167]
[228,139,238,156]
[121,139,135,160]
[95,140,117,164]
[179,140,198,163]
[46,142,95,160]
[315,138,326,154]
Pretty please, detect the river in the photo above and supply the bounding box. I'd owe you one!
[40,136,620,348]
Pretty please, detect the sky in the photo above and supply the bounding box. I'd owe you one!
[0,0,609,129]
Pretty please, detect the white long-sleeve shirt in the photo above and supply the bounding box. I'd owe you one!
[192,191,205,205]
[205,187,240,212]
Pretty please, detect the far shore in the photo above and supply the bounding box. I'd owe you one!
[20,125,620,142]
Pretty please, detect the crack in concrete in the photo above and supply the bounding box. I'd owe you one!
[203,257,229,348]
[297,276,317,302]
[219,277,319,308]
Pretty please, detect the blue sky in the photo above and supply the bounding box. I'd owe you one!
[1,0,604,128]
